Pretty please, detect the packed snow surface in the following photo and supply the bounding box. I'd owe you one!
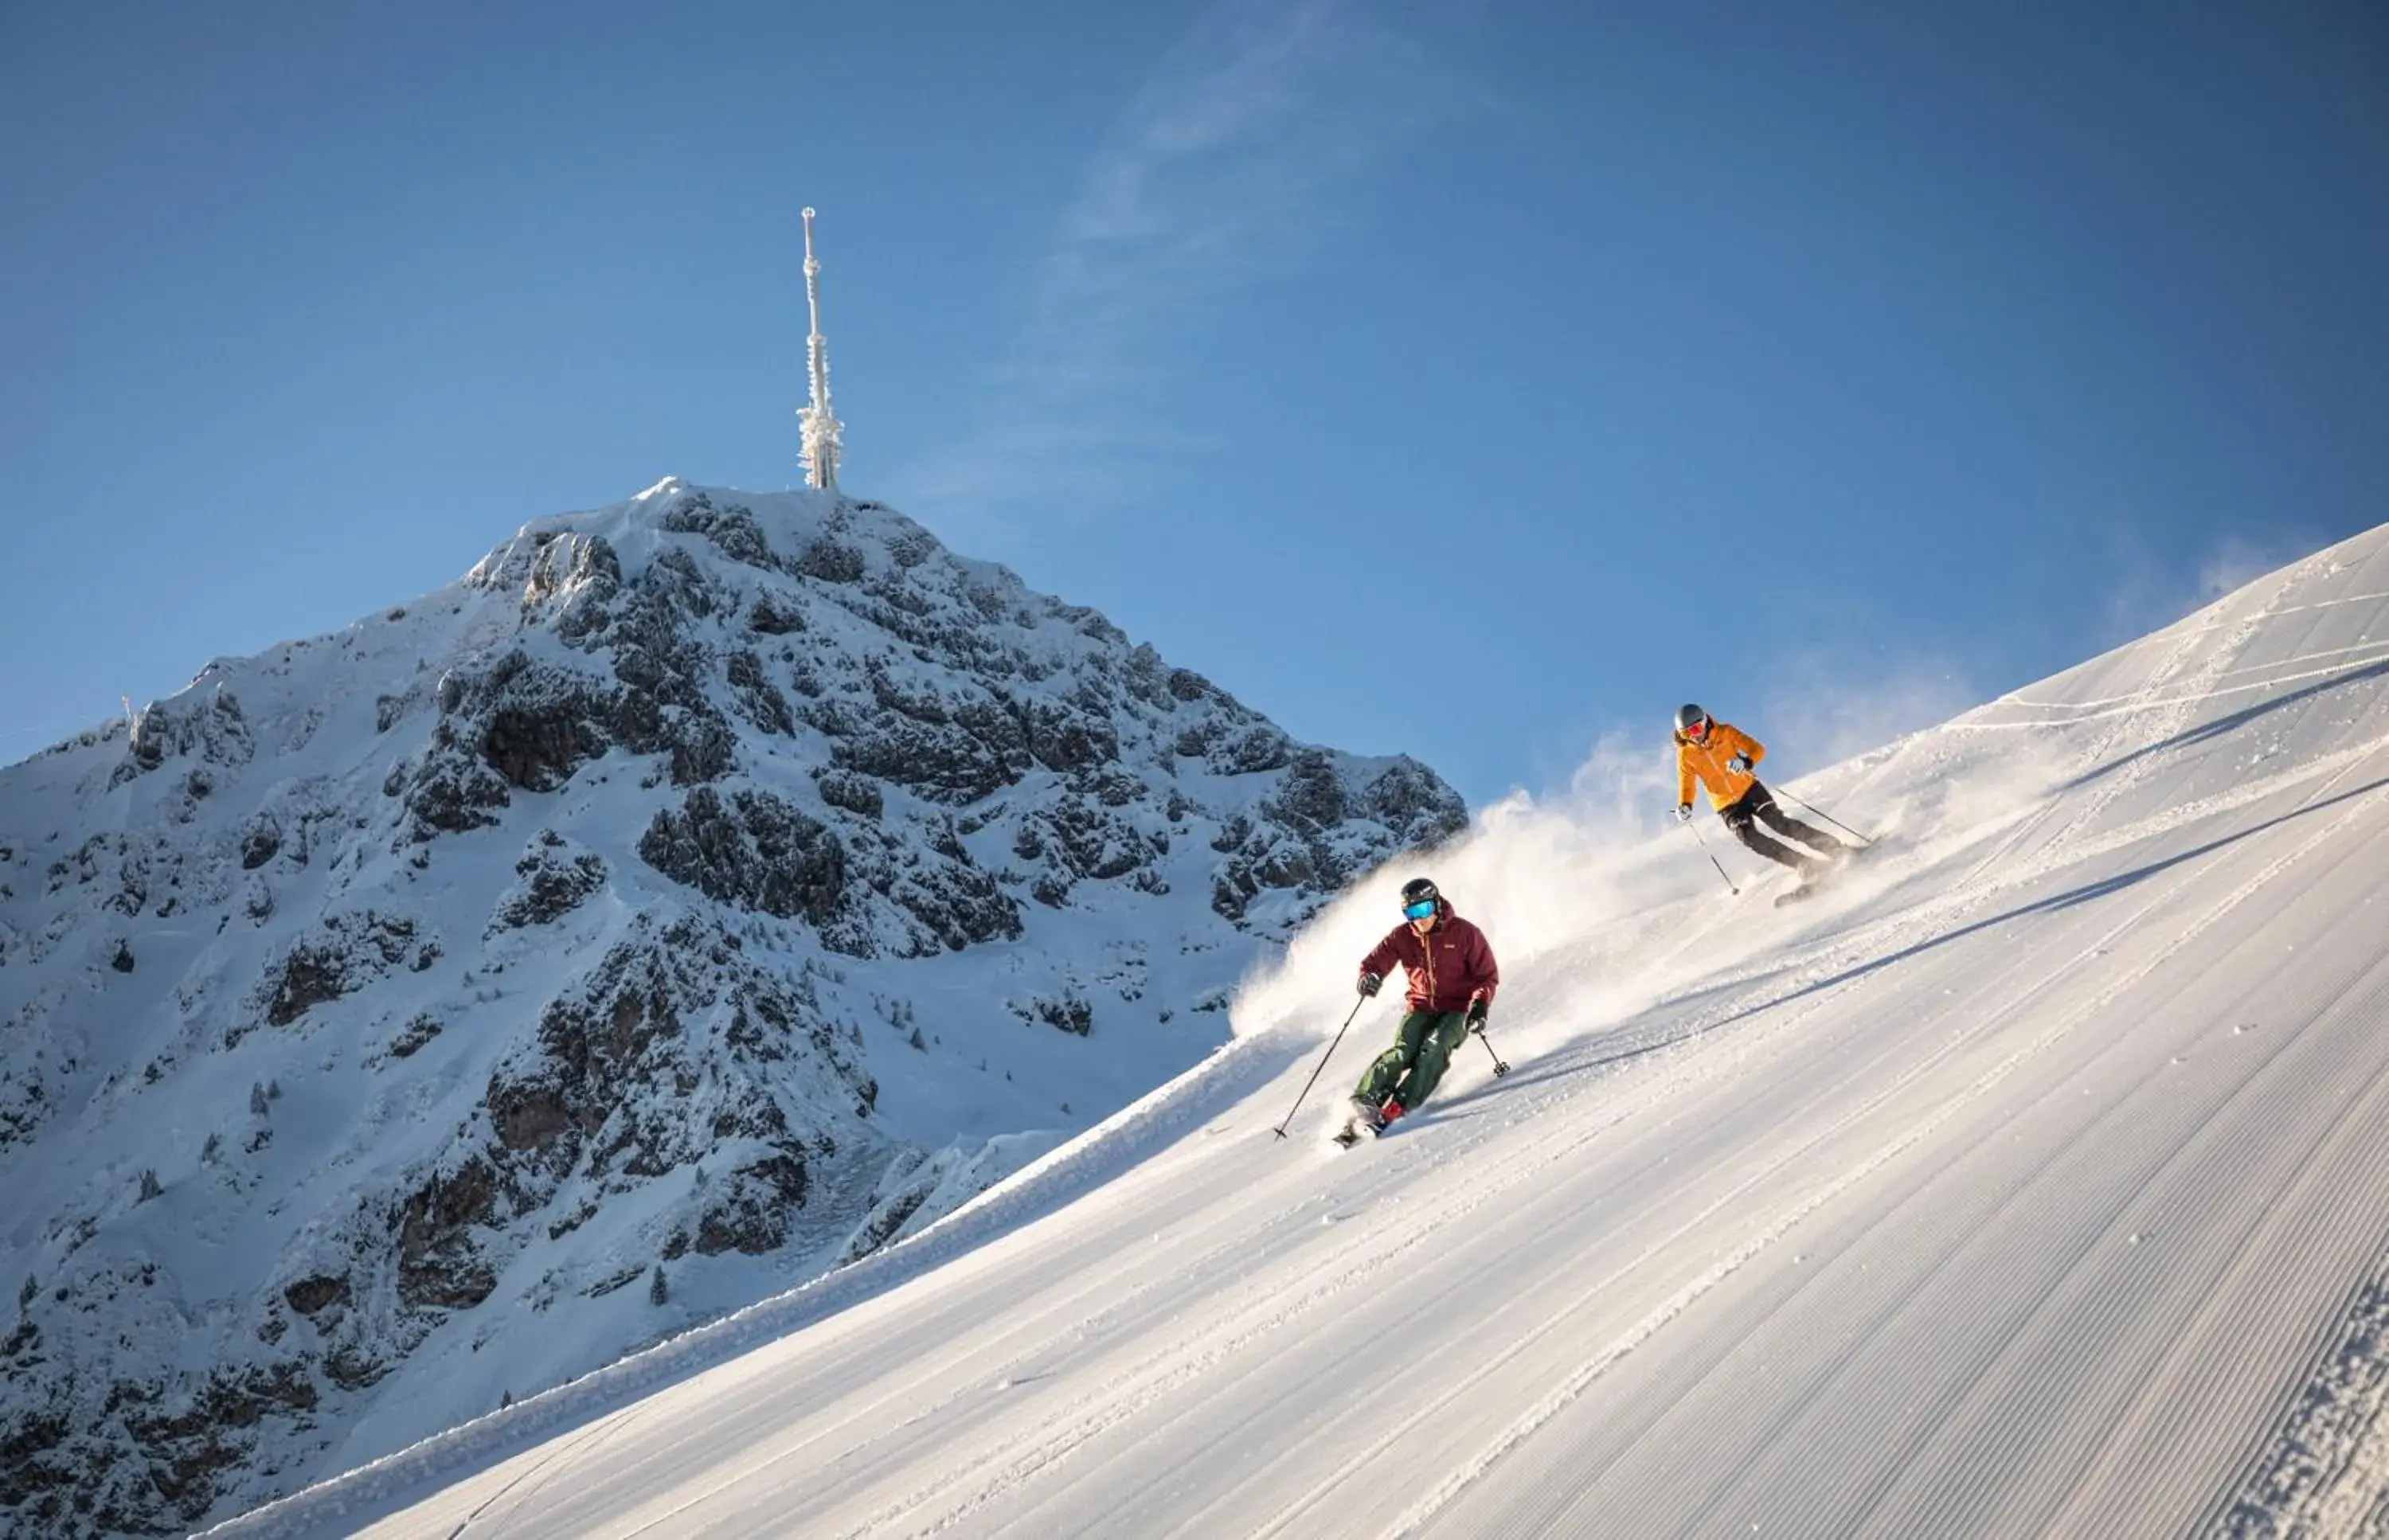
[218,523,2389,1537]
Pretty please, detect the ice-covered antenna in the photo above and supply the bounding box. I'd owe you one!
[797,206,843,492]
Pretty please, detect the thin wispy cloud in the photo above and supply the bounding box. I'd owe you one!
[2097,522,2328,651]
[904,0,1462,527]
[1754,649,1981,780]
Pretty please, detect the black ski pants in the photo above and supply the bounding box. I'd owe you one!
[1720,781,1842,872]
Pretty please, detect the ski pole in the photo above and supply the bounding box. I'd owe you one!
[1771,787,1875,846]
[1474,1024,1510,1077]
[1683,814,1740,895]
[1273,995,1368,1138]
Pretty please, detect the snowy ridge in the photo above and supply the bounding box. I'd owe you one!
[0,479,1462,1536]
[214,520,2389,1538]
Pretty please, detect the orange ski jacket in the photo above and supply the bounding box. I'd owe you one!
[1675,720,1765,810]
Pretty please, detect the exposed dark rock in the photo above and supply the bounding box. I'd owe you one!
[484,702,611,793]
[667,710,737,786]
[883,526,940,569]
[1212,869,1258,924]
[450,913,880,1308]
[1048,600,1128,646]
[387,1013,443,1059]
[664,496,777,569]
[258,911,420,1030]
[747,592,807,635]
[404,737,510,837]
[644,547,717,620]
[0,1357,326,1534]
[638,788,850,931]
[324,1346,391,1391]
[488,835,608,934]
[397,1159,500,1309]
[110,687,252,789]
[1266,749,1347,832]
[845,822,1022,955]
[1360,758,1469,847]
[692,1152,810,1255]
[829,715,1016,806]
[494,1088,573,1151]
[1025,700,1118,775]
[1025,993,1093,1036]
[815,768,884,819]
[866,665,952,725]
[282,1275,349,1316]
[522,531,623,619]
[794,537,867,584]
[726,650,795,737]
[1019,800,1150,883]
[123,1361,318,1523]
[238,817,281,870]
[1211,723,1292,775]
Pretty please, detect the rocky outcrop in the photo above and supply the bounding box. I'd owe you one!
[638,788,851,931]
[253,910,431,1032]
[487,833,607,935]
[109,686,254,789]
[477,912,877,1263]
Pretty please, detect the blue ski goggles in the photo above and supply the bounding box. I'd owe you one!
[1402,898,1437,921]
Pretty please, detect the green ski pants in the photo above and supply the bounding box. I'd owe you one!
[1355,1010,1473,1114]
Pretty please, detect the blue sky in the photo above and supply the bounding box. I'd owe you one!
[4,1,2384,806]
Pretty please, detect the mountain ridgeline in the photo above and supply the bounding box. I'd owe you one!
[0,479,1463,1536]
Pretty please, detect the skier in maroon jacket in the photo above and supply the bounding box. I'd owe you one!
[1346,877,1499,1135]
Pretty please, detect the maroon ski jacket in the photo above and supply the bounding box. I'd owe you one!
[1359,903,1499,1015]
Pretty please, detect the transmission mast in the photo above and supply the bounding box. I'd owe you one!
[797,206,844,491]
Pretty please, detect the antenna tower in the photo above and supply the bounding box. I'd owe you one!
[798,206,844,491]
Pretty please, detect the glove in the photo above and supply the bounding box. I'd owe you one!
[1726,755,1751,775]
[1465,997,1489,1030]
[1674,803,1694,824]
[1358,971,1383,999]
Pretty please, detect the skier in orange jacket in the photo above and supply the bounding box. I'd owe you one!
[1672,704,1847,876]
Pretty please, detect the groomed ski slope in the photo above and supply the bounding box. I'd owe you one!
[214,524,2389,1539]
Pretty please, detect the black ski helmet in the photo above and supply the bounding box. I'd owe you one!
[1675,703,1709,735]
[1399,877,1441,910]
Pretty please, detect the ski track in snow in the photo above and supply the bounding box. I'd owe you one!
[2215,1260,2389,1538]
[203,524,2389,1540]
[1378,771,2389,1539]
[1956,558,2310,890]
[1957,643,2389,730]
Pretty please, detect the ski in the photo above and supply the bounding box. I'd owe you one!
[1775,842,1872,906]
[1333,1096,1386,1147]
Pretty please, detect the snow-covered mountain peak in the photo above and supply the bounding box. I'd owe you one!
[0,481,1462,1536]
